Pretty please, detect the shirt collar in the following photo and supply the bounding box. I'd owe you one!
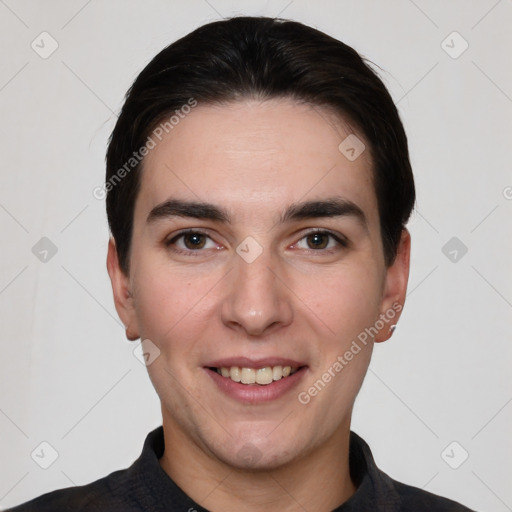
[128,426,402,512]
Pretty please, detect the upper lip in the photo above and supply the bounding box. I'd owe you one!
[205,357,307,369]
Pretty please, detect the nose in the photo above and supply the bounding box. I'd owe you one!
[220,247,294,337]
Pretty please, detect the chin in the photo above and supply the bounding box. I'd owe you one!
[224,446,294,471]
[212,431,305,471]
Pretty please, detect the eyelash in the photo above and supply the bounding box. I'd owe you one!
[165,229,220,257]
[165,228,348,256]
[294,229,349,251]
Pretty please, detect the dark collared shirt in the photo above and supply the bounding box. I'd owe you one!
[8,427,474,511]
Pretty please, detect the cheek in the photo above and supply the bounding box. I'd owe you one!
[296,261,383,342]
[131,260,218,349]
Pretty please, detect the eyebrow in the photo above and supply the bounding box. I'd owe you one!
[280,197,368,231]
[147,199,230,224]
[147,196,368,231]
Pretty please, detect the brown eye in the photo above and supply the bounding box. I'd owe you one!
[166,230,222,256]
[183,233,207,249]
[294,230,347,252]
[306,232,330,249]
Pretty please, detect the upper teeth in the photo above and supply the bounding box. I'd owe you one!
[217,365,297,385]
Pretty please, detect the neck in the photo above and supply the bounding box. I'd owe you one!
[159,417,356,512]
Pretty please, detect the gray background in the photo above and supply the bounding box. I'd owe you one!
[1,1,511,510]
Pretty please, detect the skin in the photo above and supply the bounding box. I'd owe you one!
[107,98,410,511]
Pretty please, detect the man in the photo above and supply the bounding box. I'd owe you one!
[9,16,474,512]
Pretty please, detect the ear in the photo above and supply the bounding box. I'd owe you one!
[374,228,411,343]
[107,238,140,341]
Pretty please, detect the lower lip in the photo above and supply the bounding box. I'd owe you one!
[205,367,307,404]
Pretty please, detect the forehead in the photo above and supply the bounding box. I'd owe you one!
[137,98,377,226]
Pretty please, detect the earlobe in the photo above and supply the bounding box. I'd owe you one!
[106,238,140,341]
[374,228,411,343]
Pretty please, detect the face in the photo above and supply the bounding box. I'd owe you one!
[108,98,410,470]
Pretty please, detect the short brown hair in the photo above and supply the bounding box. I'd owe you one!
[106,16,415,272]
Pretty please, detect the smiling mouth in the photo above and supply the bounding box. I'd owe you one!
[210,365,301,385]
